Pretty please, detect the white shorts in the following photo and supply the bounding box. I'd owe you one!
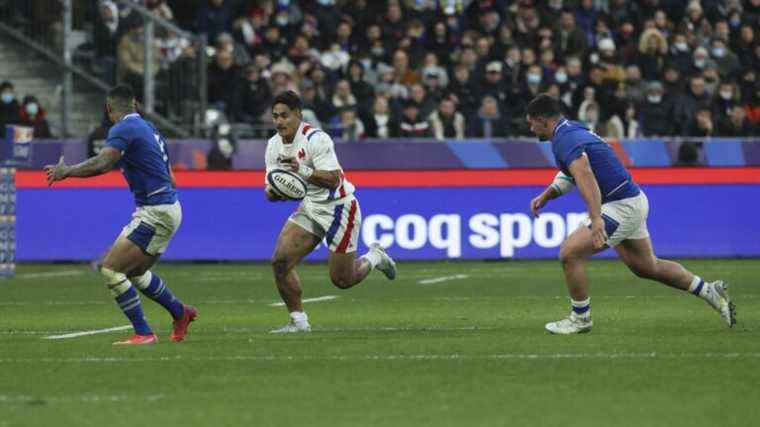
[583,191,649,247]
[119,201,182,256]
[288,195,362,254]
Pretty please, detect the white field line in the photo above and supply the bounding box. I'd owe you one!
[418,274,470,285]
[2,353,760,364]
[0,394,164,403]
[269,295,339,307]
[2,294,758,309]
[15,270,85,279]
[43,325,132,340]
[210,326,501,334]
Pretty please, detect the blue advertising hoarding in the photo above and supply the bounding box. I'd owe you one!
[16,184,760,261]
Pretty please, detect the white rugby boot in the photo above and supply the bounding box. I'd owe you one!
[545,312,593,334]
[701,280,736,327]
[269,320,311,334]
[370,242,397,280]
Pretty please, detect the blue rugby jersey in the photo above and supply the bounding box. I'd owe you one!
[551,118,639,203]
[105,113,177,206]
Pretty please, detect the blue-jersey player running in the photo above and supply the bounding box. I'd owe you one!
[525,94,735,334]
[44,85,197,345]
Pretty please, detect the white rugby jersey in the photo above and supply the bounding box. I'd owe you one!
[265,122,355,202]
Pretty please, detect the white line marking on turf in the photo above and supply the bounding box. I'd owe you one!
[15,270,86,279]
[418,274,470,284]
[269,295,339,307]
[2,353,760,364]
[43,325,132,340]
[0,394,164,403]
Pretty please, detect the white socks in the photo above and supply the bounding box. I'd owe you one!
[688,276,707,297]
[571,298,591,319]
[290,311,309,325]
[362,250,382,269]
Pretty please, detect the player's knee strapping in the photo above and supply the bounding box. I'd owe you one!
[101,267,152,335]
[131,271,154,292]
[101,267,131,297]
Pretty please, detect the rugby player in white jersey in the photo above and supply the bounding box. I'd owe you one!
[264,91,397,333]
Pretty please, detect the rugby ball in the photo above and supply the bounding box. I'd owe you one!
[267,168,307,200]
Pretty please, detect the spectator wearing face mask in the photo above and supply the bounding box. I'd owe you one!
[0,81,22,131]
[712,81,739,123]
[709,38,741,79]
[19,95,53,138]
[667,33,692,75]
[638,81,674,136]
[689,47,716,77]
[207,122,236,170]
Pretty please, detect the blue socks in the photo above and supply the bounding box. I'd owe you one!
[115,286,152,335]
[138,272,185,319]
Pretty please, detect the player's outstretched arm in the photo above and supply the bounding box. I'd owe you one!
[568,153,605,249]
[44,147,122,185]
[530,171,575,217]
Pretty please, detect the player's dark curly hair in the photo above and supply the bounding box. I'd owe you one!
[107,85,136,112]
[272,90,302,112]
[526,93,562,118]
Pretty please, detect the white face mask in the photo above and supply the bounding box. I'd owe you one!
[720,90,733,100]
[712,47,725,58]
[527,73,541,84]
[675,42,688,52]
[555,72,568,83]
[694,58,706,68]
[648,94,662,103]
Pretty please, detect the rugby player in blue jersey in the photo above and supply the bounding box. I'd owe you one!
[526,94,735,334]
[44,85,197,345]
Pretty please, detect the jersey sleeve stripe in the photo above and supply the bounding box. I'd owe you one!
[306,129,322,142]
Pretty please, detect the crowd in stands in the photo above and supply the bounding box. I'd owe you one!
[3,0,759,141]
[154,0,758,139]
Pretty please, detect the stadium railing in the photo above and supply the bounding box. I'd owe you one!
[0,0,207,137]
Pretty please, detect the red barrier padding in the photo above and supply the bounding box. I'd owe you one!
[17,167,760,189]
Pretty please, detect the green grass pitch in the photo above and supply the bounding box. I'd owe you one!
[1,259,759,427]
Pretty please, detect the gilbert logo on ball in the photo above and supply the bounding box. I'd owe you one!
[267,169,307,200]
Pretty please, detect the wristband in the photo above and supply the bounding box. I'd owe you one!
[297,164,314,180]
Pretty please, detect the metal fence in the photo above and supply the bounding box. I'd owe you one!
[0,0,207,137]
